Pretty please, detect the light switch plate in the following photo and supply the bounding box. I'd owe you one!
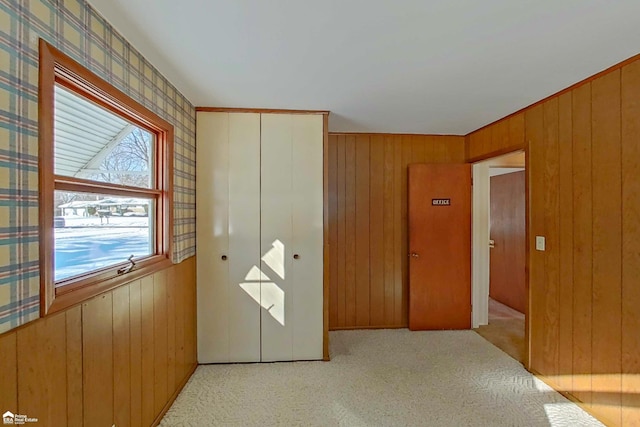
[536,236,546,251]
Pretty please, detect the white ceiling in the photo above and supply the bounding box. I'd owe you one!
[489,168,524,177]
[87,0,640,135]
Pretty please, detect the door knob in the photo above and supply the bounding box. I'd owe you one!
[293,254,300,259]
[410,252,419,258]
[489,240,495,249]
[221,255,227,260]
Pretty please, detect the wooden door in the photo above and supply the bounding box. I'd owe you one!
[489,171,526,313]
[408,163,471,330]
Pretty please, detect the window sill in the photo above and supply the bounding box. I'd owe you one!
[45,256,173,315]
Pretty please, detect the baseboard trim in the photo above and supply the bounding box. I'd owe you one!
[330,325,407,331]
[152,363,198,426]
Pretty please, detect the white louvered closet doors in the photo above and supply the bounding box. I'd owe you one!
[196,112,323,364]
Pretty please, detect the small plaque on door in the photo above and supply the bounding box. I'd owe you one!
[432,198,451,206]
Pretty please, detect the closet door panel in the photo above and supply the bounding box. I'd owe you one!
[196,112,230,363]
[260,114,294,362]
[228,113,262,362]
[292,115,324,360]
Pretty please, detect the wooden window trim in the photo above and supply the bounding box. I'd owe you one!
[39,40,174,315]
[54,175,164,197]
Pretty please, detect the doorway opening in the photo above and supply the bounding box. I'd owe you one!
[471,151,526,364]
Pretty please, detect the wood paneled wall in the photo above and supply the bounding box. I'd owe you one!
[0,257,197,427]
[327,134,465,329]
[467,58,640,426]
[466,112,526,160]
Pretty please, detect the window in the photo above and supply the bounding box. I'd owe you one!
[39,40,173,314]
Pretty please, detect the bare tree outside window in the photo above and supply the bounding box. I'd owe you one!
[91,127,153,188]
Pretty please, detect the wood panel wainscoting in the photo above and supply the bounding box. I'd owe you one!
[327,133,465,330]
[0,256,197,427]
[466,54,640,426]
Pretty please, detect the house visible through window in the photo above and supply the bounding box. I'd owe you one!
[39,40,173,314]
[53,85,157,280]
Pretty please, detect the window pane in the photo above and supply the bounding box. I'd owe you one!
[54,190,154,282]
[54,84,155,188]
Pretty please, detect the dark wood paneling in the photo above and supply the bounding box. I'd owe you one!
[0,259,197,427]
[557,91,574,395]
[466,54,640,426]
[154,270,169,414]
[355,135,371,326]
[328,134,466,329]
[129,279,143,427]
[468,52,640,152]
[525,104,544,376]
[345,135,357,326]
[591,70,622,426]
[328,135,339,328]
[83,293,114,426]
[392,138,403,327]
[571,82,593,407]
[509,113,526,146]
[400,140,412,325]
[141,275,155,425]
[467,113,526,162]
[65,306,83,427]
[166,267,177,392]
[183,258,197,377]
[542,98,560,382]
[17,311,67,425]
[369,135,385,326]
[492,119,509,149]
[113,285,132,427]
[412,135,425,162]
[621,60,640,427]
[336,135,347,328]
[489,171,526,314]
[382,136,396,325]
[0,330,17,416]
[528,104,546,373]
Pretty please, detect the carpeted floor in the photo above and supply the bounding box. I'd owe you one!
[160,329,602,427]
[474,298,526,363]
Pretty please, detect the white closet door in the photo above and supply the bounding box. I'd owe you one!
[260,113,323,362]
[260,114,295,362]
[228,113,261,362]
[196,112,261,363]
[196,112,230,363]
[291,114,324,360]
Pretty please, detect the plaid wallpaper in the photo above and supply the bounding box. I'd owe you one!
[0,0,197,333]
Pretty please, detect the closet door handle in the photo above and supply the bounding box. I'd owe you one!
[221,255,227,261]
[293,254,300,260]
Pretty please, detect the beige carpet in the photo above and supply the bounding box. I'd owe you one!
[160,329,602,426]
[474,298,526,363]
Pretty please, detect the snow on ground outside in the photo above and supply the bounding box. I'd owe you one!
[55,215,151,281]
